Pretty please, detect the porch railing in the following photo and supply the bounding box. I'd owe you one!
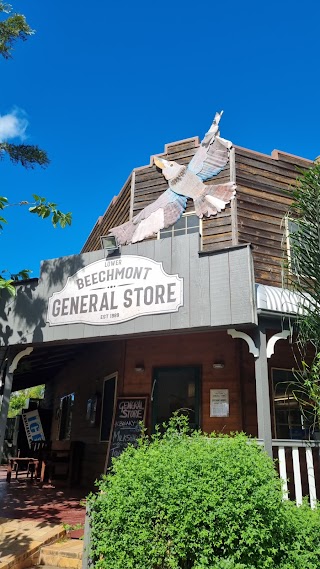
[272,439,319,508]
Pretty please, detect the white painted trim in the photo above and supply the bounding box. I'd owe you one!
[227,329,259,358]
[306,447,317,508]
[272,439,320,448]
[292,447,303,506]
[8,347,33,373]
[278,446,289,500]
[266,330,290,359]
[157,211,200,240]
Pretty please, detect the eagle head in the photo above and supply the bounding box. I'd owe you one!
[154,157,186,183]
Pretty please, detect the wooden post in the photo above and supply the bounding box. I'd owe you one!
[0,360,13,465]
[0,347,34,465]
[254,326,273,457]
[82,502,91,569]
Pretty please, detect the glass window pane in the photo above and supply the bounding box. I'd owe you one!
[174,217,186,230]
[174,229,185,236]
[59,393,75,440]
[187,227,199,234]
[187,215,199,228]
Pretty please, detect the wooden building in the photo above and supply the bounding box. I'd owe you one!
[0,130,318,505]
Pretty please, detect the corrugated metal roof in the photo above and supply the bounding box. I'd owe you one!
[256,284,307,315]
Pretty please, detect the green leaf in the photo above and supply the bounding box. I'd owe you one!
[0,276,15,296]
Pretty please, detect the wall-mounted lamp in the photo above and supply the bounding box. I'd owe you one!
[100,235,120,258]
[212,361,225,369]
[134,364,145,373]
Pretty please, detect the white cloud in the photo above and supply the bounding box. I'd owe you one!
[0,109,29,143]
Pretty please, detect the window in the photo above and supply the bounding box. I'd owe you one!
[159,213,200,239]
[272,369,317,440]
[58,393,75,440]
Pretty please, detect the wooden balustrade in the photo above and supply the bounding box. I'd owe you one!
[272,439,320,508]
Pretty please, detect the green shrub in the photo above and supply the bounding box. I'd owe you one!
[279,500,320,569]
[88,416,294,569]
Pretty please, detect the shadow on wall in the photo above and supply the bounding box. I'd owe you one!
[40,255,86,289]
[0,256,86,345]
[0,282,45,345]
[12,288,47,344]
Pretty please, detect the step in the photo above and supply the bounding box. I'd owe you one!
[0,518,65,569]
[38,541,83,569]
[30,567,61,569]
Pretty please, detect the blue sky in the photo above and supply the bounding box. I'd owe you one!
[1,1,320,279]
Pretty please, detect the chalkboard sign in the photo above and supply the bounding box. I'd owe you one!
[105,396,148,472]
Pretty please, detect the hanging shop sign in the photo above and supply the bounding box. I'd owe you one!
[47,255,183,326]
[22,410,45,447]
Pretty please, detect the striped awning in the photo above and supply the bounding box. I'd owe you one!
[256,284,307,315]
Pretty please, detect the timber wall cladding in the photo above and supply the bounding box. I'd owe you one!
[122,331,245,436]
[51,340,125,488]
[235,147,312,286]
[81,136,231,252]
[81,174,132,253]
[81,134,313,284]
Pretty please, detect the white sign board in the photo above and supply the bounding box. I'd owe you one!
[22,410,45,447]
[210,389,229,417]
[47,255,183,326]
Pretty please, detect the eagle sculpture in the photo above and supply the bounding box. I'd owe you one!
[110,112,236,245]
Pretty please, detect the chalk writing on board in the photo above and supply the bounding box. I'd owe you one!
[105,396,147,471]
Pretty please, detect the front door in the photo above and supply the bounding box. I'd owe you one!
[152,366,201,431]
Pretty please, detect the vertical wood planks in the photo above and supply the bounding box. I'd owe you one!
[292,447,302,506]
[209,252,231,326]
[170,235,190,330]
[229,246,255,325]
[306,447,317,508]
[151,238,172,332]
[278,446,289,500]
[189,241,210,328]
[133,240,155,334]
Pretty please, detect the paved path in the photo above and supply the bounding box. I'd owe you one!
[0,467,87,526]
[0,517,65,569]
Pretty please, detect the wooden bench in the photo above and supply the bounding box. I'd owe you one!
[6,456,39,483]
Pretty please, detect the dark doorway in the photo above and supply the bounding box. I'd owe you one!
[152,366,201,430]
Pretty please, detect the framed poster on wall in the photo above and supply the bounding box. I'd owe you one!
[104,396,148,472]
[210,389,229,417]
[100,373,118,442]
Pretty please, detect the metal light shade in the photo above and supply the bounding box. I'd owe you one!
[100,235,118,251]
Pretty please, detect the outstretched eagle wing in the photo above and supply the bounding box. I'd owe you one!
[188,111,232,182]
[109,188,187,245]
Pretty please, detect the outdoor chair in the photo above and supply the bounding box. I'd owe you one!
[27,440,52,481]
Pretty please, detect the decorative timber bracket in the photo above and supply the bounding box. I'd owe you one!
[227,329,259,358]
[266,330,291,359]
[227,328,291,359]
[8,347,34,373]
